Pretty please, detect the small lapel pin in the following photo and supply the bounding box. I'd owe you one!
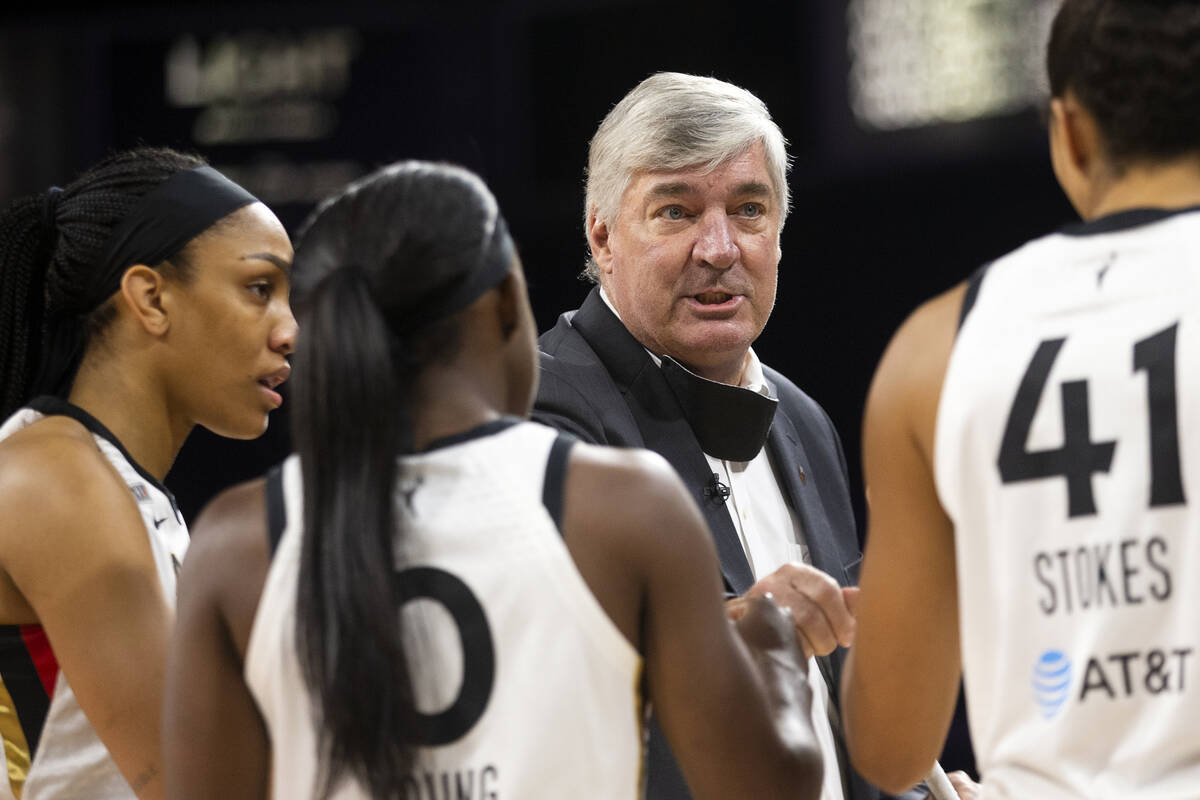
[797,464,807,485]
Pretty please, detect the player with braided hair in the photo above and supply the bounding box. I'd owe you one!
[0,146,295,799]
[843,0,1200,797]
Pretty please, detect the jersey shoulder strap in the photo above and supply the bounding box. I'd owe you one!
[958,262,992,332]
[265,463,287,558]
[541,432,577,536]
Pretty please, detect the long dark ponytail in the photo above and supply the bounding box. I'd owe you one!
[0,146,206,418]
[290,161,508,798]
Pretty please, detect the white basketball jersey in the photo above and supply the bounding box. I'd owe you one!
[245,419,644,799]
[0,397,189,800]
[935,207,1200,799]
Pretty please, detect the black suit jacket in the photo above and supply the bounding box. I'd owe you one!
[533,287,880,800]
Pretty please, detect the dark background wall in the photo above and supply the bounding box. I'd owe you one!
[3,0,1072,523]
[2,0,1072,776]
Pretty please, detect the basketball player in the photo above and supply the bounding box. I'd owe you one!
[0,147,295,799]
[842,0,1200,797]
[163,161,824,800]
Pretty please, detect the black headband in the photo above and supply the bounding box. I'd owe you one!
[84,165,258,313]
[389,214,515,336]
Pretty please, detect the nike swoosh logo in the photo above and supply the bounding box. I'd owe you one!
[153,517,167,529]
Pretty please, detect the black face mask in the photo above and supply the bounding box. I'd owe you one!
[659,355,777,462]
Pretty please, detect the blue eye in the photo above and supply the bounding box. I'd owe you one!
[740,203,763,218]
[662,206,685,220]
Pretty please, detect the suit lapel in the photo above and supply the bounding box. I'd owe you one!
[766,395,849,587]
[571,288,756,595]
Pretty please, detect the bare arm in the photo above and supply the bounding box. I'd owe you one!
[0,430,174,799]
[563,445,822,800]
[840,284,966,793]
[163,479,271,800]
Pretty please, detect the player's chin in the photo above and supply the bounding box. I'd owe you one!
[203,408,273,440]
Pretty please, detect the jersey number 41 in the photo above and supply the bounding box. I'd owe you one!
[997,323,1186,518]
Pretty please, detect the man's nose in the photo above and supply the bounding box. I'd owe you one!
[692,210,738,270]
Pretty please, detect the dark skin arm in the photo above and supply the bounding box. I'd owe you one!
[562,443,823,800]
[163,478,271,800]
[841,283,966,793]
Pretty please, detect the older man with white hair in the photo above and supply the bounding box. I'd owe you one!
[535,71,944,800]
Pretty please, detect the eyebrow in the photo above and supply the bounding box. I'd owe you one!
[730,181,773,199]
[645,181,695,202]
[644,180,775,204]
[244,252,292,278]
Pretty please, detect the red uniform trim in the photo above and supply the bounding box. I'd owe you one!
[19,626,58,699]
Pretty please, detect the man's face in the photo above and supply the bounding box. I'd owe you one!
[591,143,782,385]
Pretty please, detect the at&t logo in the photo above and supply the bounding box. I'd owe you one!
[1033,650,1072,719]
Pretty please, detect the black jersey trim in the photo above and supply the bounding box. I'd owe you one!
[958,263,992,332]
[265,464,287,558]
[25,396,181,519]
[542,433,577,537]
[1059,205,1200,237]
[420,416,521,453]
[0,626,49,758]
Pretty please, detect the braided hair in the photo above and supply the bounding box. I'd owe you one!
[0,147,206,418]
[1048,0,1200,169]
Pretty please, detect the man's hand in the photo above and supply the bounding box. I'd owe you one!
[726,562,858,658]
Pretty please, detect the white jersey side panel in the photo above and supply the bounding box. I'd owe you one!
[935,209,1200,800]
[0,403,189,800]
[245,421,644,799]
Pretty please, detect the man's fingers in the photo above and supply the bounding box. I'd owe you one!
[746,563,858,654]
[725,596,749,622]
[784,565,856,648]
[842,586,860,617]
[795,625,816,661]
[788,598,839,656]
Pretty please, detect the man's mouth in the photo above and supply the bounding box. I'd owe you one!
[694,292,734,305]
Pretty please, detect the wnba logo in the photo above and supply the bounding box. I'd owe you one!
[1033,650,1072,719]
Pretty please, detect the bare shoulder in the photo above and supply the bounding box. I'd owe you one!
[877,282,967,389]
[867,282,969,455]
[179,477,271,657]
[0,415,115,487]
[568,443,695,520]
[0,417,134,545]
[568,442,684,500]
[564,442,712,557]
[188,478,269,560]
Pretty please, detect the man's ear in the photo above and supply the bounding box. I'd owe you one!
[118,265,170,336]
[587,210,615,275]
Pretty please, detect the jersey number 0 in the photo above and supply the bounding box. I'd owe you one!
[395,566,496,746]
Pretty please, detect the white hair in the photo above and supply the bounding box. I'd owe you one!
[582,72,791,282]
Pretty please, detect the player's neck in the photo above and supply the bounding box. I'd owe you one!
[1088,157,1200,220]
[408,367,505,453]
[68,358,184,481]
